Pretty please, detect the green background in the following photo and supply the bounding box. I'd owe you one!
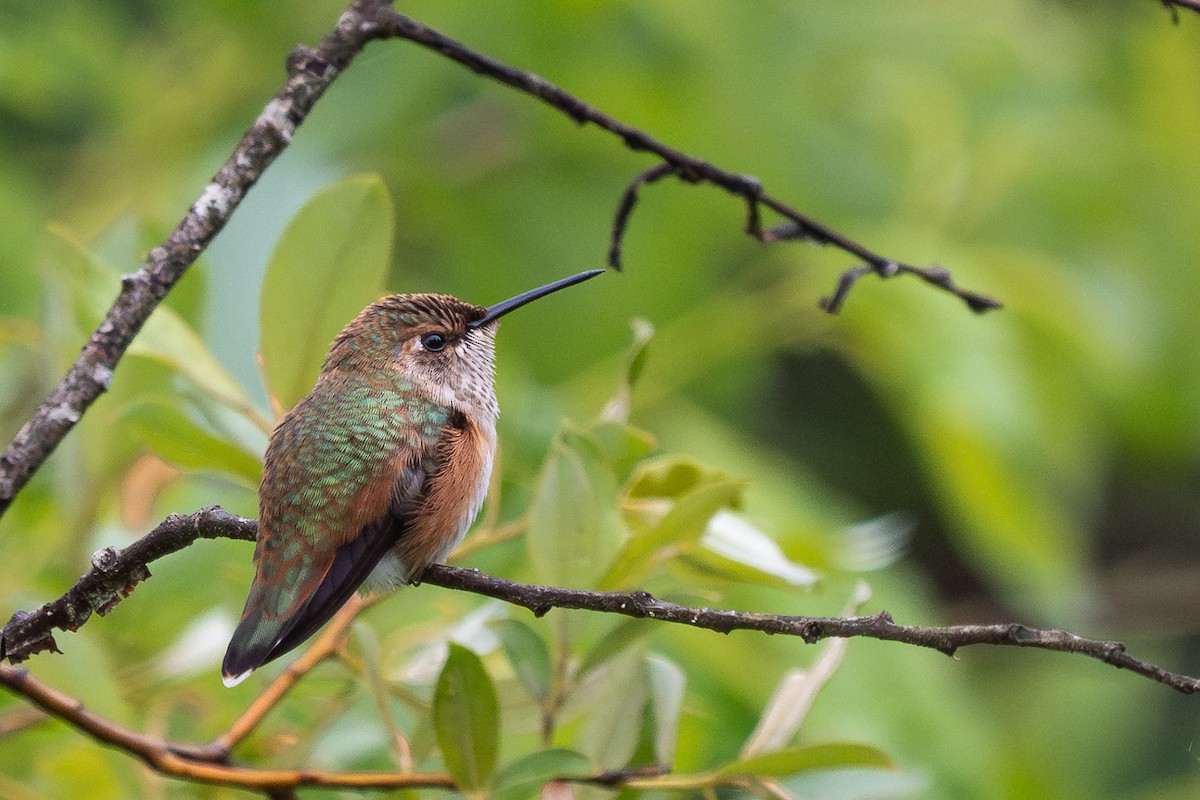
[2,1,1200,797]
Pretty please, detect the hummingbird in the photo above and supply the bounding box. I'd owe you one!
[222,269,604,687]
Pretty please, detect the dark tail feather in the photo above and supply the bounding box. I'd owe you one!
[221,515,403,687]
[222,611,286,687]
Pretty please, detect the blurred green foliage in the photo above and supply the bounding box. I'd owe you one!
[2,1,1200,798]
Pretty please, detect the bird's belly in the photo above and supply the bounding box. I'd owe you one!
[364,457,490,592]
[364,551,408,591]
[374,415,495,587]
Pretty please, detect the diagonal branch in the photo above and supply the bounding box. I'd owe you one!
[0,662,457,792]
[209,593,376,758]
[0,660,674,794]
[3,506,1197,695]
[0,3,395,522]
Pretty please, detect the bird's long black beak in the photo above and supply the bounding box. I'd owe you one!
[468,268,605,328]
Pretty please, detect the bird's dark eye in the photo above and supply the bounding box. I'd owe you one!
[420,332,447,352]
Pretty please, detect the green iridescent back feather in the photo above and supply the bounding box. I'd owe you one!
[255,379,448,609]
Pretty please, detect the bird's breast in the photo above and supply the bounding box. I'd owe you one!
[386,411,497,582]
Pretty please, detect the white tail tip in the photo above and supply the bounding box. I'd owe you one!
[222,669,251,688]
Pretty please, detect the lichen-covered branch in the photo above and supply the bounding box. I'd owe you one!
[0,507,255,663]
[0,3,393,521]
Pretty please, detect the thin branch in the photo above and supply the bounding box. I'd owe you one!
[420,566,1200,695]
[3,506,1197,695]
[364,1,1001,315]
[0,659,680,794]
[0,3,396,522]
[608,163,678,270]
[0,662,456,792]
[209,593,374,759]
[580,764,671,787]
[818,265,877,315]
[1161,0,1200,21]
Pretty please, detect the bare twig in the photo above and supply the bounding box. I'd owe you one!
[608,163,678,270]
[581,764,671,787]
[0,506,256,663]
[818,265,878,315]
[1161,0,1200,22]
[421,567,1200,695]
[363,1,1001,315]
[3,506,1197,695]
[0,659,678,794]
[209,593,374,758]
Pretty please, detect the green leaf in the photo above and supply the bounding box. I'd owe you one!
[492,618,552,702]
[526,426,624,589]
[259,174,393,411]
[685,511,818,589]
[492,749,591,800]
[46,223,120,331]
[433,644,500,791]
[575,651,648,771]
[652,479,745,543]
[131,308,270,432]
[588,420,656,483]
[576,618,655,680]
[718,743,894,778]
[599,316,654,423]
[741,638,857,759]
[120,400,262,486]
[353,621,411,762]
[675,546,814,592]
[645,654,686,767]
[601,477,745,590]
[625,455,730,500]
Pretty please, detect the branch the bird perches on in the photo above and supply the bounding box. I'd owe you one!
[3,506,1197,695]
